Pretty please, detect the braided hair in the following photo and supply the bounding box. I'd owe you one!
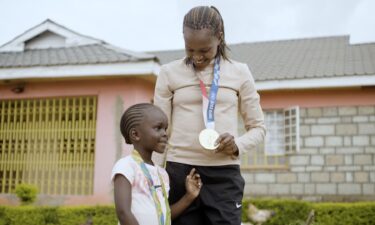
[183,6,229,61]
[120,103,155,144]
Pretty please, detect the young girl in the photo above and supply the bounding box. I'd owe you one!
[153,6,266,225]
[112,103,202,225]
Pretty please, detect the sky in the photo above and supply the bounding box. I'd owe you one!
[0,0,374,52]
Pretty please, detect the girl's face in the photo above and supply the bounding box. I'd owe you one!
[136,108,168,154]
[183,27,221,70]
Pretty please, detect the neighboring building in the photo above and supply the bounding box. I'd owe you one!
[1,20,374,205]
[0,20,159,205]
[152,36,375,201]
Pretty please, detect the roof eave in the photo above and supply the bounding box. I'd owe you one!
[256,75,375,91]
[0,61,160,81]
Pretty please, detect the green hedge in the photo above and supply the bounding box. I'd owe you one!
[1,200,375,225]
[0,206,116,225]
[242,199,375,225]
[314,202,375,225]
[242,199,311,225]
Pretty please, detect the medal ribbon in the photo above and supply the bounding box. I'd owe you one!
[131,150,171,225]
[198,56,220,130]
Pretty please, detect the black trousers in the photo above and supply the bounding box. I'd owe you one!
[167,161,245,225]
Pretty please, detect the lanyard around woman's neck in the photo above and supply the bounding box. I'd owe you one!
[197,56,220,130]
[131,150,171,225]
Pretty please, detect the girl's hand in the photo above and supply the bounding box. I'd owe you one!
[171,168,202,219]
[214,133,239,159]
[185,168,202,200]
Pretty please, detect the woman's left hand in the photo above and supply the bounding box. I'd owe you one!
[214,133,239,158]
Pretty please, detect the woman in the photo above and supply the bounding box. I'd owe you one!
[153,6,266,225]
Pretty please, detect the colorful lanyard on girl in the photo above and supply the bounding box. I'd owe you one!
[131,150,171,225]
[198,56,220,130]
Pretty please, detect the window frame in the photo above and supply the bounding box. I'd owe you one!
[240,106,300,169]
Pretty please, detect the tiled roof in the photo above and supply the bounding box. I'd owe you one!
[151,36,375,81]
[0,44,155,68]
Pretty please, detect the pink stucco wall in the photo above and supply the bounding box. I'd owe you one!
[260,87,375,110]
[0,76,155,206]
[1,82,374,205]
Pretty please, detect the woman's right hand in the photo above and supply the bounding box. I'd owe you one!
[215,132,239,159]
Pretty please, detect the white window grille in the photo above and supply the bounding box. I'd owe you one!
[284,106,300,154]
[240,106,300,168]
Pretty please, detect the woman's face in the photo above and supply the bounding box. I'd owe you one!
[183,27,221,70]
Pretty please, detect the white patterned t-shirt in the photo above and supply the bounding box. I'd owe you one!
[111,155,170,225]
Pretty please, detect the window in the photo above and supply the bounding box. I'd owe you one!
[0,96,97,195]
[240,106,300,168]
[264,111,285,156]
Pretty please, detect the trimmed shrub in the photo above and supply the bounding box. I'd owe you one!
[242,198,375,225]
[14,183,38,205]
[242,198,310,225]
[92,206,118,225]
[0,206,116,225]
[58,206,116,225]
[0,200,374,225]
[57,206,95,225]
[0,206,8,225]
[313,202,375,225]
[1,206,45,225]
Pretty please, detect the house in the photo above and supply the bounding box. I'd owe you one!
[0,20,159,205]
[1,20,374,205]
[151,36,375,201]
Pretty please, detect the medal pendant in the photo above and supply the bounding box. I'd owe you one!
[199,128,219,150]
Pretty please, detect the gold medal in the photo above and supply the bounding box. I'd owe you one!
[199,128,219,150]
